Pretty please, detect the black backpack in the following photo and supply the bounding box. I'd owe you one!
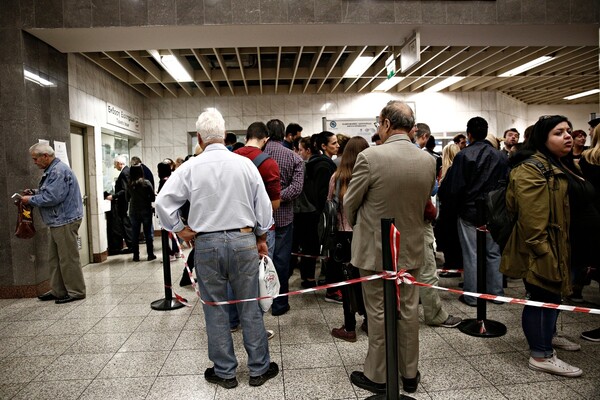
[485,158,552,251]
[318,179,341,251]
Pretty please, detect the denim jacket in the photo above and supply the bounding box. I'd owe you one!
[29,158,83,227]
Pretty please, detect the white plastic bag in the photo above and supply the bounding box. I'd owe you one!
[258,255,280,312]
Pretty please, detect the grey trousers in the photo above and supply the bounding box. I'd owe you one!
[417,223,449,325]
[48,220,86,299]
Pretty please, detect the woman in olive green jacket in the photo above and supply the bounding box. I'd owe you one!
[500,115,582,378]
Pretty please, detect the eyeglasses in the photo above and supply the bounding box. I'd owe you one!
[374,122,380,129]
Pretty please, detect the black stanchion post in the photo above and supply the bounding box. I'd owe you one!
[458,199,506,337]
[151,229,186,311]
[367,218,415,400]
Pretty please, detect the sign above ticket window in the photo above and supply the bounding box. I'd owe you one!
[106,103,140,134]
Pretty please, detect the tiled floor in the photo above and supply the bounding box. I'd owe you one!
[1,244,599,400]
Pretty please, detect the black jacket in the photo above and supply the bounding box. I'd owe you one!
[304,154,337,213]
[438,140,508,225]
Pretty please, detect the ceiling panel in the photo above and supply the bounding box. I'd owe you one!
[80,45,599,104]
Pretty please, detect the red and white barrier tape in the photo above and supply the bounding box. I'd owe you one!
[170,262,600,316]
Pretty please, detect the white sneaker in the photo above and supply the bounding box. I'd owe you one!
[266,330,275,340]
[552,335,581,351]
[528,354,582,377]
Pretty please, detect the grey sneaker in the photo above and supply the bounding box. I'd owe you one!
[440,315,462,328]
[528,355,582,377]
[552,335,581,351]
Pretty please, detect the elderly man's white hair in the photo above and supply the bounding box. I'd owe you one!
[29,142,55,157]
[196,108,225,143]
[114,155,127,164]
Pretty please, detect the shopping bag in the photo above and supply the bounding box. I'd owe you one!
[15,200,35,239]
[258,255,280,312]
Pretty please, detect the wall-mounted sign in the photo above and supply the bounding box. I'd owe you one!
[106,103,140,134]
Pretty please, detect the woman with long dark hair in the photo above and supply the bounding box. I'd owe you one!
[328,136,370,341]
[127,165,156,261]
[299,133,338,302]
[579,124,600,341]
[500,115,581,377]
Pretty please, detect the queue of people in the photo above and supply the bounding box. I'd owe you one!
[24,103,600,395]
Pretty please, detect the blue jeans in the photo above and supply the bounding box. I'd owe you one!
[271,223,293,315]
[228,228,275,328]
[522,281,560,358]
[129,212,154,258]
[194,231,270,379]
[457,217,504,305]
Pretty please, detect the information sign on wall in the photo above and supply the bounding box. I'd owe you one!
[106,103,140,134]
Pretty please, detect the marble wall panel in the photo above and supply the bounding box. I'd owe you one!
[64,0,92,28]
[315,0,342,23]
[34,0,63,28]
[288,0,315,24]
[446,1,474,24]
[177,0,205,25]
[570,0,599,23]
[421,0,446,24]
[260,0,288,23]
[92,0,121,27]
[149,0,177,25]
[342,0,370,23]
[205,0,233,24]
[369,0,396,24]
[546,0,570,24]
[231,0,259,24]
[121,0,149,26]
[497,0,522,24]
[522,0,546,24]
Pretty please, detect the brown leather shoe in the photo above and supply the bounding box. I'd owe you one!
[331,326,357,342]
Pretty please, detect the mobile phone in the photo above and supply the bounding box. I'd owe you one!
[11,193,22,200]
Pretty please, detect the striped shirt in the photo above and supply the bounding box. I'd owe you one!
[264,140,304,227]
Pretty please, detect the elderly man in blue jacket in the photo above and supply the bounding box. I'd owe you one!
[22,142,86,304]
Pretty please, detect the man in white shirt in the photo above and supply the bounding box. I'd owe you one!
[155,109,278,389]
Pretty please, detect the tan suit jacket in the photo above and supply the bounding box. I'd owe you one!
[344,133,435,383]
[344,134,436,272]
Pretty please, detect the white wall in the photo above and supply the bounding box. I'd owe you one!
[141,90,547,172]
[528,104,599,132]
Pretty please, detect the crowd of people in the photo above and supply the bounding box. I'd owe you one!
[27,102,600,394]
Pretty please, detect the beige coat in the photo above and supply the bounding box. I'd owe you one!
[344,134,436,272]
[344,133,436,382]
[500,152,571,296]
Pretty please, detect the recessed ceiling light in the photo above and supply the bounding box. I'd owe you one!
[344,56,374,78]
[498,56,553,77]
[563,89,600,101]
[149,50,193,82]
[424,76,464,92]
[373,76,404,92]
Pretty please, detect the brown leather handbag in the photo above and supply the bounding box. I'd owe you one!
[15,201,35,239]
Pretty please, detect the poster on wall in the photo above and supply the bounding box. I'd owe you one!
[322,117,378,144]
[321,102,416,144]
[54,141,70,168]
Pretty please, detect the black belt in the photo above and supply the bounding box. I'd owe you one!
[196,227,253,237]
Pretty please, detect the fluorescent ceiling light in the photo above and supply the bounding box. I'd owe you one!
[373,76,404,92]
[320,103,331,111]
[424,76,464,92]
[563,89,600,100]
[24,70,56,87]
[344,56,374,78]
[498,56,553,77]
[149,50,193,82]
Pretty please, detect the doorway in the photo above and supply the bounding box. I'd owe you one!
[70,126,91,266]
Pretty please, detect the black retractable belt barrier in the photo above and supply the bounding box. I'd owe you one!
[458,200,506,337]
[367,218,415,400]
[151,229,187,311]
